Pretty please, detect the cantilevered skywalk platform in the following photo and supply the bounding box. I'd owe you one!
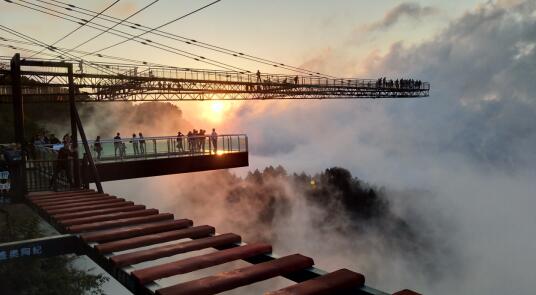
[27,134,248,189]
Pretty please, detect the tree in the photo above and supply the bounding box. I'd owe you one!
[0,205,107,295]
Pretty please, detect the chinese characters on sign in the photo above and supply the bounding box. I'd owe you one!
[0,245,42,261]
[0,170,11,204]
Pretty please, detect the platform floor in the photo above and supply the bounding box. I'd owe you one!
[26,189,375,295]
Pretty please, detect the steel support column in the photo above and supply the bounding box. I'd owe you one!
[68,65,80,188]
[10,53,26,196]
[72,104,104,193]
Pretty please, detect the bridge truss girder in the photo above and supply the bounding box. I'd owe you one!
[0,67,429,103]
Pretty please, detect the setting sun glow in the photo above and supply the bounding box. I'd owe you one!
[202,101,227,123]
[211,101,224,113]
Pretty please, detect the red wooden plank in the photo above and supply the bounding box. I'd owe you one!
[48,201,134,215]
[133,243,272,284]
[111,233,241,267]
[81,219,193,243]
[393,289,421,295]
[34,194,113,206]
[31,193,104,204]
[156,254,314,295]
[54,204,146,221]
[96,225,215,254]
[30,190,98,201]
[28,189,93,198]
[68,213,174,233]
[60,209,159,226]
[264,269,365,295]
[41,198,123,211]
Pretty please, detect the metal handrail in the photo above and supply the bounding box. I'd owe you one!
[29,134,248,162]
[28,134,248,146]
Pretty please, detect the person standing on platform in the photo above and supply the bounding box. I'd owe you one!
[94,136,103,160]
[211,128,218,154]
[49,141,71,191]
[138,132,146,154]
[176,132,184,152]
[200,129,206,153]
[130,133,140,156]
[114,132,122,158]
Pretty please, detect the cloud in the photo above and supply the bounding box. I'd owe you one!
[364,2,438,32]
[92,1,536,294]
[202,1,536,293]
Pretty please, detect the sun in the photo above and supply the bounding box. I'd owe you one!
[201,101,226,123]
[211,101,224,113]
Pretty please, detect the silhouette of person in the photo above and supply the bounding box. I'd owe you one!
[138,132,146,154]
[176,132,184,152]
[114,132,122,158]
[211,128,218,154]
[94,136,102,160]
[49,142,72,190]
[130,133,139,155]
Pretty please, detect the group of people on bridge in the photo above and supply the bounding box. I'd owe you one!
[100,132,146,160]
[176,128,218,154]
[94,129,219,160]
[376,77,423,90]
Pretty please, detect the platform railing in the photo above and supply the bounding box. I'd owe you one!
[32,134,248,163]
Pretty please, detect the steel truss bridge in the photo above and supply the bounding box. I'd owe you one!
[0,57,429,102]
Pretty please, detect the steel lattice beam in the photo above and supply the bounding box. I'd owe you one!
[0,60,429,103]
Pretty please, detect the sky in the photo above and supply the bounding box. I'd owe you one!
[2,0,536,294]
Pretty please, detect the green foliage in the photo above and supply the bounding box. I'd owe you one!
[0,205,108,295]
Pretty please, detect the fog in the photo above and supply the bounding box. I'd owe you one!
[83,1,536,294]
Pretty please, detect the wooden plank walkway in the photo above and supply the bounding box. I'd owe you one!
[27,189,416,295]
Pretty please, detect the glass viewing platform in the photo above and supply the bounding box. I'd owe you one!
[32,134,248,163]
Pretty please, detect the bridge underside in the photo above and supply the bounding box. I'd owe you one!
[88,152,248,182]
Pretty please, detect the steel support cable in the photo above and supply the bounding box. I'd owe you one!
[80,0,223,57]
[4,0,241,73]
[0,26,121,76]
[6,0,249,73]
[66,0,159,53]
[26,0,121,59]
[0,3,132,76]
[42,0,337,78]
[0,36,260,74]
[0,36,176,68]
[0,25,118,75]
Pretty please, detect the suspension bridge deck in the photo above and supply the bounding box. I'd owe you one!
[19,189,418,295]
[0,58,429,102]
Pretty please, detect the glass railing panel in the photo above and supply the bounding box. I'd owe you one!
[30,134,248,163]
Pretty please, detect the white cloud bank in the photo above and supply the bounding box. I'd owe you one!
[104,1,536,294]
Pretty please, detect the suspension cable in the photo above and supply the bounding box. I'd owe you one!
[0,25,119,75]
[67,0,159,52]
[6,0,248,73]
[33,0,335,77]
[82,0,222,57]
[26,0,121,59]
